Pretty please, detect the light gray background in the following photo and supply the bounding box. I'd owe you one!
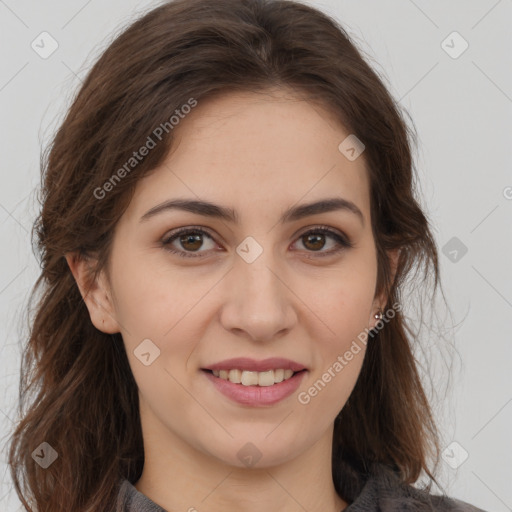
[1,1,511,510]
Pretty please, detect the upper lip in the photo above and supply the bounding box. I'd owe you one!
[203,357,307,372]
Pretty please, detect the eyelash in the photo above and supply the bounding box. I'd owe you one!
[161,225,353,259]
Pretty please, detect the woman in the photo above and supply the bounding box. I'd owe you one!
[7,0,487,511]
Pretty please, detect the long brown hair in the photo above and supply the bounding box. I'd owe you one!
[7,0,449,510]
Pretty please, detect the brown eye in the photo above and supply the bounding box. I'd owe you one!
[178,232,204,252]
[302,232,327,251]
[293,227,353,257]
[161,225,353,259]
[162,227,217,258]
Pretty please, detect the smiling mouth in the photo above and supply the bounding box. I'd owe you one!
[202,369,306,387]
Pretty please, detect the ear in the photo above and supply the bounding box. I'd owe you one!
[65,252,120,334]
[370,248,401,326]
[387,247,400,285]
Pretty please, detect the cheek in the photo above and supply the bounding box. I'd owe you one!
[111,237,377,350]
[297,277,372,417]
[301,265,377,335]
[110,252,199,336]
[295,254,376,382]
[311,285,372,380]
[110,257,221,382]
[315,284,373,330]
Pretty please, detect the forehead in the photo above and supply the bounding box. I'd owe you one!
[126,89,371,225]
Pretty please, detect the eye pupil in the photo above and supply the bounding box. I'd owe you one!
[180,233,203,251]
[164,226,349,259]
[303,233,325,251]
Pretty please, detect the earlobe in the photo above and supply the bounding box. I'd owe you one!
[64,252,120,334]
[369,307,383,331]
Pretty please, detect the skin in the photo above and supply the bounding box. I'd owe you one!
[67,88,398,512]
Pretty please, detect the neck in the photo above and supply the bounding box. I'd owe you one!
[134,403,348,512]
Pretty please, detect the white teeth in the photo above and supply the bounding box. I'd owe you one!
[241,371,259,386]
[258,370,274,387]
[228,369,241,383]
[210,368,299,386]
[274,369,284,383]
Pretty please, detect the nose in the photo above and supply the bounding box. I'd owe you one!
[219,246,297,343]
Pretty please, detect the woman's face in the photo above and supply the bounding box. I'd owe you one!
[76,89,390,468]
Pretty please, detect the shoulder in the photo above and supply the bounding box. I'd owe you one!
[344,462,488,512]
[444,496,488,512]
[114,478,167,512]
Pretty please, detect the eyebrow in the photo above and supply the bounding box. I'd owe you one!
[139,197,364,226]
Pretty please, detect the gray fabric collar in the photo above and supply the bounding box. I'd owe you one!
[114,461,486,512]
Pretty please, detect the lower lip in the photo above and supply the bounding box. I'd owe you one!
[202,369,307,406]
